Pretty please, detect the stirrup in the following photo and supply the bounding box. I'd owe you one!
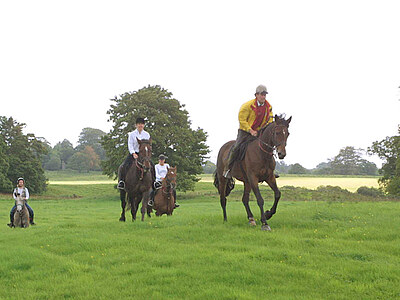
[223,169,231,178]
[117,181,125,190]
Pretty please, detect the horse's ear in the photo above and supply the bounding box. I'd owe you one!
[149,138,152,144]
[137,137,141,144]
[286,116,292,127]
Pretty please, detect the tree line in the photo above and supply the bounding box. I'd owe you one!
[1,85,399,196]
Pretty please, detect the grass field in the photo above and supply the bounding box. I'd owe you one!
[1,173,399,299]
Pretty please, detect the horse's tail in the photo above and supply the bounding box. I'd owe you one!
[213,170,219,191]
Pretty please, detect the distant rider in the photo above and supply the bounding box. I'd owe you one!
[7,177,35,227]
[117,117,151,190]
[148,154,179,208]
[223,84,274,178]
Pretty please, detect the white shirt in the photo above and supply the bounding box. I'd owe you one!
[128,129,150,154]
[13,187,29,200]
[155,163,170,182]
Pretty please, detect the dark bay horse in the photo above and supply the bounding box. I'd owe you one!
[153,167,177,216]
[13,195,29,228]
[214,115,292,230]
[119,138,153,222]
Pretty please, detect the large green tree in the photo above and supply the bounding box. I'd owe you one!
[53,139,75,169]
[77,127,106,160]
[0,116,47,193]
[369,126,400,196]
[102,85,209,191]
[0,137,12,191]
[329,146,377,175]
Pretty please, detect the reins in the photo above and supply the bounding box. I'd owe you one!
[256,123,287,156]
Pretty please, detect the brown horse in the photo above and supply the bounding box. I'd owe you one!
[119,138,153,222]
[214,115,292,230]
[13,195,29,228]
[153,167,177,216]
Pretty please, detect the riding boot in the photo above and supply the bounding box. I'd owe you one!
[8,206,15,227]
[30,217,36,225]
[173,189,180,208]
[117,162,127,190]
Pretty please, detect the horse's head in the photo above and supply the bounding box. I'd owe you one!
[137,138,152,170]
[15,194,26,212]
[260,115,292,159]
[274,115,291,159]
[165,166,177,189]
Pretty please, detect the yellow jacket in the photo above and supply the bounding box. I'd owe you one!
[238,98,273,132]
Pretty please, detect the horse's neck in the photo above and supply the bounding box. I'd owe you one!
[260,124,275,144]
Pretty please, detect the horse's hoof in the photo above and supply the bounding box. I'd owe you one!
[119,217,125,222]
[261,224,271,231]
[248,218,256,226]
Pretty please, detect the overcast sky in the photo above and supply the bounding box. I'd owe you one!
[1,1,399,168]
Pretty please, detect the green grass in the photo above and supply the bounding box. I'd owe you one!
[1,181,399,299]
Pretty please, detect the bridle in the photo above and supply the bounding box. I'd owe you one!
[257,123,288,156]
[136,143,152,179]
[162,176,176,196]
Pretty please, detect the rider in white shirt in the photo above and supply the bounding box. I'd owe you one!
[118,117,151,190]
[8,177,35,227]
[148,154,179,208]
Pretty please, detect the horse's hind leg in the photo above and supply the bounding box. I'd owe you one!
[242,182,256,226]
[119,190,126,222]
[218,175,228,222]
[265,175,281,220]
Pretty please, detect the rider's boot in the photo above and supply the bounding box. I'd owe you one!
[7,221,14,227]
[30,217,36,225]
[173,190,180,208]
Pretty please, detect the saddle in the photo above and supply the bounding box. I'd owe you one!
[227,134,257,168]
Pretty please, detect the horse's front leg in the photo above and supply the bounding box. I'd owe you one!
[265,174,281,220]
[119,190,127,222]
[129,193,138,222]
[249,174,270,231]
[141,190,150,221]
[242,181,256,226]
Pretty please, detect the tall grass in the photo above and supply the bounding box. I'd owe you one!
[0,182,399,299]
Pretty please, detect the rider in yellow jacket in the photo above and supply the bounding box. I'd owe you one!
[238,98,273,133]
[224,84,274,178]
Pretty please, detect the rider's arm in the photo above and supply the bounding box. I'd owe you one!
[127,132,137,154]
[13,188,17,200]
[25,188,29,200]
[238,102,252,132]
[267,105,274,124]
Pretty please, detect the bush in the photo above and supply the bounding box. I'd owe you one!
[356,186,385,197]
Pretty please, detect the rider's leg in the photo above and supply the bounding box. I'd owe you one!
[26,203,35,225]
[224,129,249,178]
[148,181,161,206]
[173,189,180,208]
[8,205,16,227]
[118,155,134,189]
